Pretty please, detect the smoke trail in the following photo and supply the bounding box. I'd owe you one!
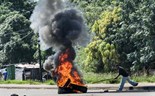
[30,0,65,50]
[30,0,89,51]
[43,55,55,72]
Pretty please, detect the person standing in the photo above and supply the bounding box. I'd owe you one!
[3,69,8,81]
[114,65,138,91]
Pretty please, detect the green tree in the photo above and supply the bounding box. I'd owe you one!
[117,0,155,74]
[0,0,36,64]
[86,6,121,72]
[91,0,155,74]
[73,1,120,72]
[73,0,155,74]
[70,0,116,27]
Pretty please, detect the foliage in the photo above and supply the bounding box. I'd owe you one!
[0,0,36,64]
[75,5,121,72]
[0,0,36,18]
[113,0,155,72]
[70,0,117,27]
[84,39,119,72]
[71,0,120,72]
[1,0,155,75]
[92,7,121,39]
[72,0,155,74]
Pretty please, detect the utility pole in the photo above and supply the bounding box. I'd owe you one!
[38,39,42,82]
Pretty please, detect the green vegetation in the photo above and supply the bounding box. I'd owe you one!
[0,73,155,84]
[80,6,121,72]
[0,0,155,84]
[0,80,40,84]
[0,0,37,64]
[72,0,155,74]
[83,72,119,84]
[133,75,155,83]
[0,0,55,65]
[0,80,55,85]
[83,72,155,84]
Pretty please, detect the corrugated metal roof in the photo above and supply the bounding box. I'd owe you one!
[15,63,40,68]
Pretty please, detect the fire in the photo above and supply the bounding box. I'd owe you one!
[55,48,85,88]
[43,43,87,93]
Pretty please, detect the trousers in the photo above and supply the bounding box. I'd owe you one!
[118,76,138,91]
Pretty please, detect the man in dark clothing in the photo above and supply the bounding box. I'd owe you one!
[114,65,138,91]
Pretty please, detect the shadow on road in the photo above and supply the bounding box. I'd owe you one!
[87,90,155,94]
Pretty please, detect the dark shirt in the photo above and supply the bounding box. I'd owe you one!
[118,66,129,77]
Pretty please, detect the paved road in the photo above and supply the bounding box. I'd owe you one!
[0,88,155,96]
[1,83,155,96]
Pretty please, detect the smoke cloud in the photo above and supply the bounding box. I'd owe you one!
[30,0,89,51]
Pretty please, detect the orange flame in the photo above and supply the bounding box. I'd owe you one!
[55,48,85,88]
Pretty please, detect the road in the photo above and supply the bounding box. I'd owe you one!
[0,88,155,96]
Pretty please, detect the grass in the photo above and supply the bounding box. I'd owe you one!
[0,80,40,84]
[83,72,119,84]
[0,80,55,85]
[132,75,155,83]
[83,72,155,84]
[0,72,155,84]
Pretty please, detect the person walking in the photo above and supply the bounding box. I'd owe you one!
[114,65,138,91]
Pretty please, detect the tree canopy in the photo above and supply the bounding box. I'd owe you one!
[71,0,155,74]
[1,0,155,75]
[0,0,36,64]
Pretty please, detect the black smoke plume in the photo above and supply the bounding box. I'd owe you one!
[30,0,89,51]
